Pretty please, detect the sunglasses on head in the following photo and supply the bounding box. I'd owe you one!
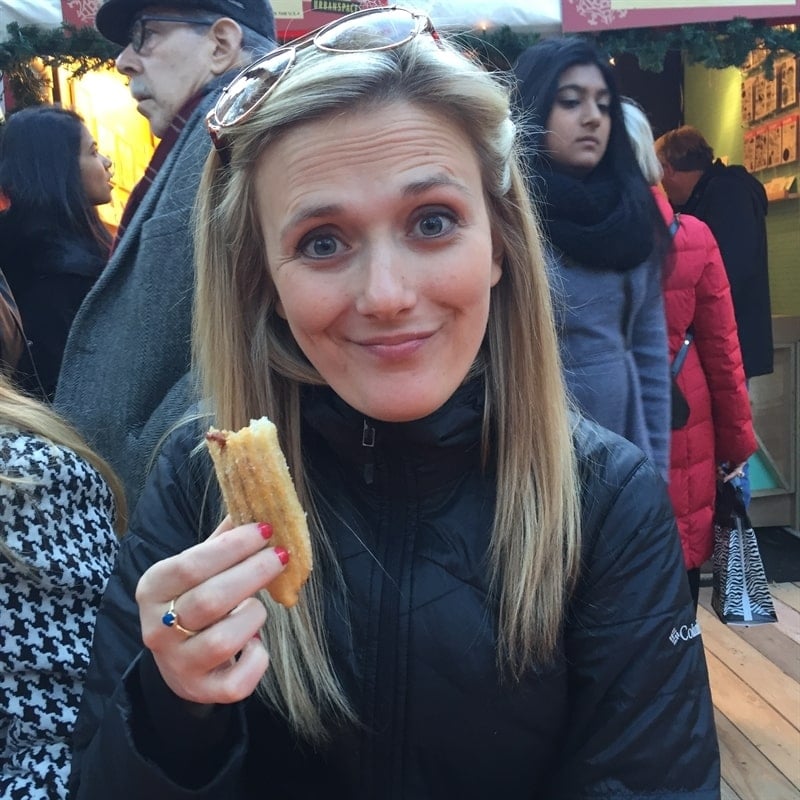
[205,6,440,161]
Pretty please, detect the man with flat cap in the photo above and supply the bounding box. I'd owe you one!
[56,0,277,511]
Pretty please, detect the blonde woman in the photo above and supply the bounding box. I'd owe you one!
[0,374,125,798]
[71,9,718,798]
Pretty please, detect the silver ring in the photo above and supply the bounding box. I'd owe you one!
[161,597,197,637]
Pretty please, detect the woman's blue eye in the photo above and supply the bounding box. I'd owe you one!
[419,215,445,236]
[299,234,340,259]
[416,212,455,238]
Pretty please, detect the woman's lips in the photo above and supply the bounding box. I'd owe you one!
[358,331,434,360]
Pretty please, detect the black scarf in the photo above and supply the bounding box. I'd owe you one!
[536,161,654,271]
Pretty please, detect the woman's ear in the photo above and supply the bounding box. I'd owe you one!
[208,18,245,76]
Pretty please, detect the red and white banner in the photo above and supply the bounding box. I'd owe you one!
[562,0,800,32]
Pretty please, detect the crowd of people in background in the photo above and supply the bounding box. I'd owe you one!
[0,0,775,796]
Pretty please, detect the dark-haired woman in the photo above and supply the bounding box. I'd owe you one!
[0,106,113,401]
[514,37,671,478]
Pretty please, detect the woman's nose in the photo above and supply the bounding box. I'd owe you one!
[583,101,603,125]
[354,244,416,318]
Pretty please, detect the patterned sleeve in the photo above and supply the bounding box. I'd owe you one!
[0,430,119,800]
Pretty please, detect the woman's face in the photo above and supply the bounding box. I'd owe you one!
[544,63,612,176]
[78,125,113,205]
[255,101,503,422]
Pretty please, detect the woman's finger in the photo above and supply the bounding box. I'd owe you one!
[206,514,236,540]
[136,521,276,608]
[141,544,287,643]
[151,596,269,704]
[192,634,271,706]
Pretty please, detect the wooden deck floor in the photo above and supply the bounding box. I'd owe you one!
[698,582,800,799]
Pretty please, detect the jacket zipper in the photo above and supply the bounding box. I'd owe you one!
[362,419,376,484]
[358,423,414,797]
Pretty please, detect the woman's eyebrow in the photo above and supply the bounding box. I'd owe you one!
[282,204,341,237]
[402,174,472,198]
[556,83,611,97]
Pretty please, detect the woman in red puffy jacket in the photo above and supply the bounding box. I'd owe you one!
[623,99,756,609]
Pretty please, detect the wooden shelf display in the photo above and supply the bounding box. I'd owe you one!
[742,54,799,178]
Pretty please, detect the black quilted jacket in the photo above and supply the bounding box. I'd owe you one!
[71,382,720,799]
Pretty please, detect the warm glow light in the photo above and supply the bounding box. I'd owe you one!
[58,65,155,231]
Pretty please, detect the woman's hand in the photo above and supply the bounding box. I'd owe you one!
[135,517,288,706]
[719,461,747,483]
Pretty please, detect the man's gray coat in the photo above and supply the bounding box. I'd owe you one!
[56,90,219,511]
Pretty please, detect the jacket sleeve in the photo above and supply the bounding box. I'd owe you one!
[546,445,720,798]
[69,420,238,798]
[690,226,757,466]
[631,258,671,480]
[697,179,761,309]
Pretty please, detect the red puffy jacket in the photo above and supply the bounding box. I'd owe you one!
[657,191,757,569]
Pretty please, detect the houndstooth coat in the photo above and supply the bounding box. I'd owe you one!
[0,428,118,799]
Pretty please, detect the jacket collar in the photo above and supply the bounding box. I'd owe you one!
[301,379,487,490]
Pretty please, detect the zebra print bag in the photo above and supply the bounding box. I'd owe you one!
[711,479,777,626]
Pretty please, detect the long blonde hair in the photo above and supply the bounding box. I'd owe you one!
[0,374,127,538]
[194,34,581,741]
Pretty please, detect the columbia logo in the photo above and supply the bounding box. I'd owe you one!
[669,621,701,645]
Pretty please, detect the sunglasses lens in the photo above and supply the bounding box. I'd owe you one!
[315,8,417,52]
[214,49,295,126]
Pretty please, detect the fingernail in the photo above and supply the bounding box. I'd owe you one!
[274,546,290,566]
[258,522,273,540]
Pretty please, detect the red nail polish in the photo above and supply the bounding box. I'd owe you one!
[258,522,273,540]
[274,546,290,566]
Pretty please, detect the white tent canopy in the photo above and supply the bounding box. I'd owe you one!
[0,0,63,29]
[0,0,563,34]
[412,0,562,34]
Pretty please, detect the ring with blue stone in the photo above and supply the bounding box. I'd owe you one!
[161,597,197,637]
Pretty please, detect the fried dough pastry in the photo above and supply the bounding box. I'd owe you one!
[205,417,312,607]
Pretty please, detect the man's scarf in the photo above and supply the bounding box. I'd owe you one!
[111,92,206,253]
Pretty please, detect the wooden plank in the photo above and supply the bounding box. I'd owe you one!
[771,583,800,613]
[715,710,800,800]
[730,625,800,683]
[720,777,740,799]
[700,588,800,681]
[705,651,800,787]
[698,607,800,725]
[771,597,800,646]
